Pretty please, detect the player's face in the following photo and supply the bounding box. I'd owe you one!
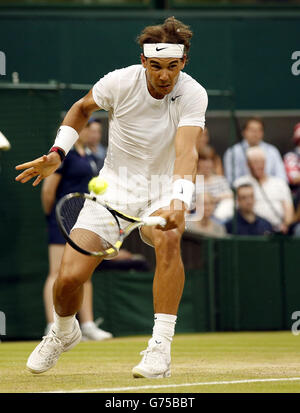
[141,55,186,99]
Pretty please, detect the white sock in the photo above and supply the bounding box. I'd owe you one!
[151,313,177,349]
[53,309,76,337]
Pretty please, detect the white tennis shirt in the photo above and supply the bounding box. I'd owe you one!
[92,65,208,181]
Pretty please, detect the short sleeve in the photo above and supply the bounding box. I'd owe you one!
[178,85,208,130]
[92,69,120,111]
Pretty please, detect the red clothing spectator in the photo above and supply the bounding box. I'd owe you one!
[284,123,300,206]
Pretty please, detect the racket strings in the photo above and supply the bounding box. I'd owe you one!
[59,196,120,253]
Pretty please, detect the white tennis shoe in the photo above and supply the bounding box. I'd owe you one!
[81,322,113,341]
[26,319,82,374]
[132,339,171,378]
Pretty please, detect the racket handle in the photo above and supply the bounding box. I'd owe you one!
[143,216,167,227]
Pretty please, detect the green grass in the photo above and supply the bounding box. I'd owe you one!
[1,331,300,393]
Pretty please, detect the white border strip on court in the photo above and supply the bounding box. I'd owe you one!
[43,377,300,393]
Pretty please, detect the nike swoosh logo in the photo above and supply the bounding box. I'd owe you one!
[155,340,162,345]
[171,95,182,102]
[179,186,184,194]
[156,47,168,52]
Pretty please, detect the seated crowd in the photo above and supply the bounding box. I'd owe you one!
[185,118,300,238]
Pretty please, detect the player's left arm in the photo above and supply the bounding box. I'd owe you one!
[173,125,202,182]
[159,126,202,231]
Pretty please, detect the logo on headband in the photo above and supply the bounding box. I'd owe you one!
[156,47,168,52]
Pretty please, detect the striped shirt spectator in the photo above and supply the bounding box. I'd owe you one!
[223,117,287,186]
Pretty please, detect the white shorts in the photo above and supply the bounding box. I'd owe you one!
[72,168,172,250]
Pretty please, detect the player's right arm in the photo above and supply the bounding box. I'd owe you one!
[15,90,101,187]
[61,89,100,133]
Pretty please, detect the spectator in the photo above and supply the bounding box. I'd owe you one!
[197,127,223,175]
[42,125,112,341]
[196,145,234,222]
[225,183,273,235]
[85,118,107,173]
[223,116,287,185]
[186,192,226,238]
[234,146,294,233]
[289,203,300,237]
[283,122,300,207]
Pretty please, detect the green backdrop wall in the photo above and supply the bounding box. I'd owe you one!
[0,6,300,110]
[1,234,300,340]
[1,7,300,340]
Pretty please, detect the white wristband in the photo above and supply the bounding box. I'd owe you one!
[171,179,195,209]
[52,125,79,155]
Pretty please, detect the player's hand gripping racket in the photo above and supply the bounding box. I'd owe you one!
[56,192,166,258]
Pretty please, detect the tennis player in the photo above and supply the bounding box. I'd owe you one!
[15,17,208,378]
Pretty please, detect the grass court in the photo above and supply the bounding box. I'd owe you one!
[1,331,300,393]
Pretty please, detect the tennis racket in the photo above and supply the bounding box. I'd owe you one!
[56,192,166,258]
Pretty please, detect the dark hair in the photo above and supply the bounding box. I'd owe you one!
[137,17,193,60]
[242,116,265,131]
[88,117,102,126]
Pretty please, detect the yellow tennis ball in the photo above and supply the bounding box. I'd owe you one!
[88,177,108,195]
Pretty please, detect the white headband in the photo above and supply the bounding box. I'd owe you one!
[143,43,184,58]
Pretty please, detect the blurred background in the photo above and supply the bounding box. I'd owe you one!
[0,0,300,340]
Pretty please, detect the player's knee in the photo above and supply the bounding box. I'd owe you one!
[154,229,182,258]
[57,266,84,293]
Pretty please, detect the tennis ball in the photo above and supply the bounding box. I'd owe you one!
[88,177,108,195]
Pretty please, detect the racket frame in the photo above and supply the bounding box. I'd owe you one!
[56,192,164,258]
